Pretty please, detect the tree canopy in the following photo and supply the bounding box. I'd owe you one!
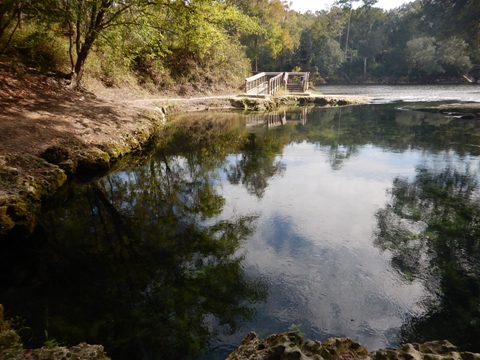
[0,0,478,87]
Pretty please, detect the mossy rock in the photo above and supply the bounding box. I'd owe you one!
[0,329,23,360]
[0,193,29,237]
[41,146,70,165]
[230,99,248,110]
[0,155,67,237]
[0,209,14,236]
[102,142,132,160]
[314,97,329,106]
[0,108,164,239]
[76,147,111,175]
[230,98,278,111]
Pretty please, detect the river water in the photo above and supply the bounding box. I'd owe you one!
[318,84,480,103]
[1,98,480,359]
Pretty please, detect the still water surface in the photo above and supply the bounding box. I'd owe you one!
[1,103,480,359]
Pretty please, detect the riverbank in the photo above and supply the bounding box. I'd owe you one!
[3,311,480,360]
[126,92,371,112]
[0,65,168,237]
[0,65,370,238]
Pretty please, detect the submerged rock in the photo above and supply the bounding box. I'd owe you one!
[227,332,480,360]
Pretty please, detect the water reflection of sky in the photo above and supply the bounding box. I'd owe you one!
[317,84,480,103]
[213,142,439,353]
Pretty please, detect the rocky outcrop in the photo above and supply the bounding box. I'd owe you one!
[0,155,68,237]
[20,343,110,360]
[0,109,165,238]
[227,332,480,360]
[229,94,369,111]
[230,97,279,111]
[1,333,109,360]
[0,304,110,360]
[412,103,480,120]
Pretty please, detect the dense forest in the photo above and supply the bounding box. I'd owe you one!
[0,0,479,91]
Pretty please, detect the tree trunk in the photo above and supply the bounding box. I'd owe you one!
[254,36,258,72]
[345,8,351,60]
[363,57,367,78]
[0,12,20,54]
[0,1,22,54]
[69,36,95,89]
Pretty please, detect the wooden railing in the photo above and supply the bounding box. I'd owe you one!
[303,72,310,92]
[245,71,310,95]
[245,72,268,95]
[268,72,284,95]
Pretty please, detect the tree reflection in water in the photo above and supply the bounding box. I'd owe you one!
[3,105,480,358]
[375,161,480,351]
[0,117,268,360]
[226,132,287,198]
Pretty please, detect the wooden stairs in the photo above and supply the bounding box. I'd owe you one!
[286,83,304,93]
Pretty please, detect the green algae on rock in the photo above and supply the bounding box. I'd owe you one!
[229,94,368,111]
[0,109,166,238]
[0,155,67,237]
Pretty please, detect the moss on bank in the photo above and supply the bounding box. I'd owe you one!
[229,94,368,111]
[0,109,166,238]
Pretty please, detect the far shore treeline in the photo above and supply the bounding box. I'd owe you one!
[0,0,478,91]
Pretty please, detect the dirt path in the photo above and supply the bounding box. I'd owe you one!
[127,94,237,104]
[0,64,166,236]
[124,94,240,112]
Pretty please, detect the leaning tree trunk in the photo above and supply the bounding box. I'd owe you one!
[0,1,23,54]
[69,36,94,89]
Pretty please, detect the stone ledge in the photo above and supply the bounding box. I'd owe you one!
[227,332,480,360]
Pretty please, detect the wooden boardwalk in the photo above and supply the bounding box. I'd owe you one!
[245,72,310,96]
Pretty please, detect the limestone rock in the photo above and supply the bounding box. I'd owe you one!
[372,340,480,360]
[24,343,110,360]
[0,304,110,360]
[228,333,480,360]
[226,332,368,360]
